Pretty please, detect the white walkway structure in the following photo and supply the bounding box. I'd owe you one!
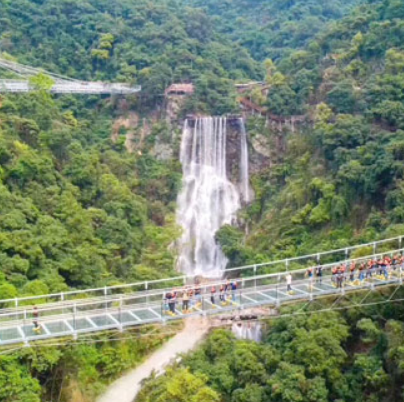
[0,236,403,347]
[0,58,140,95]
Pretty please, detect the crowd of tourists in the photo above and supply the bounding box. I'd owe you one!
[164,254,403,315]
[29,254,403,328]
[286,253,403,292]
[329,254,402,287]
[163,280,238,316]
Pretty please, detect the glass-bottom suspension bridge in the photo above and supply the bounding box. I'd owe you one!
[1,236,404,347]
[0,57,141,95]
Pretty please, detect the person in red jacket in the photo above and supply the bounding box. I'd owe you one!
[33,306,41,333]
[349,262,356,282]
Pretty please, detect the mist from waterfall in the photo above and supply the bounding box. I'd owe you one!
[239,119,251,204]
[232,322,262,342]
[176,116,250,277]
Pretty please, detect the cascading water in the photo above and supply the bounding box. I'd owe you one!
[239,119,251,204]
[176,116,250,278]
[232,322,262,342]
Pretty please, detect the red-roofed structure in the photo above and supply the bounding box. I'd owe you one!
[165,83,194,96]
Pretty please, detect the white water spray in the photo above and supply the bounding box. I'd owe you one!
[176,116,250,277]
[239,118,251,203]
[232,322,262,342]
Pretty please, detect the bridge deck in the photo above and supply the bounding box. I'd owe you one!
[0,269,401,346]
[0,80,141,94]
[1,236,404,347]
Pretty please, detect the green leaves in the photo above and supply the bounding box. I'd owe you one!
[0,356,41,402]
[137,368,220,402]
[268,363,328,402]
[357,318,382,344]
[0,282,17,300]
[353,355,389,393]
[267,83,299,116]
[327,80,357,114]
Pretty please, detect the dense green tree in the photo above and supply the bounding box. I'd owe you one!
[327,80,357,113]
[0,356,41,402]
[136,368,220,402]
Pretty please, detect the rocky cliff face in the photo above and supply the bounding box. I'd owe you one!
[111,98,272,184]
[111,108,179,161]
[225,118,271,177]
[165,94,188,124]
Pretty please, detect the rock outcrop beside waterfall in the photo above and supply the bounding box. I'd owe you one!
[218,118,271,178]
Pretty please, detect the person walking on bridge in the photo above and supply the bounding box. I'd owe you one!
[231,281,237,303]
[219,284,225,303]
[332,266,338,285]
[182,288,190,313]
[306,267,314,290]
[366,260,373,279]
[286,272,292,293]
[166,291,176,315]
[377,256,384,276]
[222,280,231,304]
[210,285,216,306]
[392,254,400,271]
[336,267,344,289]
[341,263,347,283]
[187,287,194,308]
[32,306,41,334]
[315,266,323,285]
[349,262,356,282]
[359,262,366,281]
[383,256,390,280]
[370,259,377,278]
[194,284,202,307]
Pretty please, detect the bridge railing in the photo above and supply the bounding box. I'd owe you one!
[0,79,142,94]
[225,235,403,277]
[0,246,403,331]
[0,235,402,309]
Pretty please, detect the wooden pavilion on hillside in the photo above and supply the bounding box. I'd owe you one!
[165,83,194,97]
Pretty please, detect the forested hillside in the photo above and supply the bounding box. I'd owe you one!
[137,302,404,402]
[0,86,183,297]
[0,0,261,111]
[0,0,264,299]
[0,0,260,400]
[218,0,404,268]
[186,0,361,60]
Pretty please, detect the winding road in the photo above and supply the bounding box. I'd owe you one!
[97,317,210,402]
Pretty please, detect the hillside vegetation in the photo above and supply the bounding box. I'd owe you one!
[218,0,404,268]
[0,0,261,112]
[186,0,361,60]
[0,0,265,298]
[137,301,404,402]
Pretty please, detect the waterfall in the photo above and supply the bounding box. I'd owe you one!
[176,116,250,278]
[232,322,262,342]
[239,118,251,203]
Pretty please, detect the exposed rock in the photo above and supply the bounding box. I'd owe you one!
[251,133,271,158]
[111,112,139,148]
[225,118,246,184]
[225,118,272,180]
[111,105,272,175]
[165,94,188,124]
[112,110,177,159]
[152,143,174,161]
[249,132,271,174]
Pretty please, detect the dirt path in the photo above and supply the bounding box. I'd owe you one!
[96,317,211,402]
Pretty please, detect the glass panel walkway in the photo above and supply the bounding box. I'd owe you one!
[0,242,403,346]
